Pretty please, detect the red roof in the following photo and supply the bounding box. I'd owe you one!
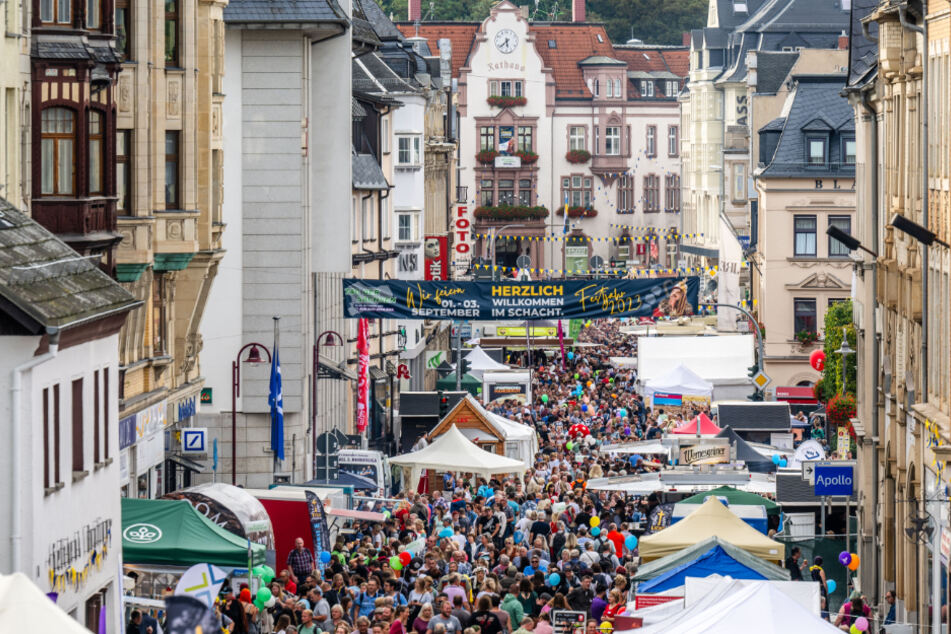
[613,47,689,98]
[531,24,615,98]
[396,22,481,79]
[670,412,722,435]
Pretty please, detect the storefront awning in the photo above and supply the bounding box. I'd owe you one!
[167,454,205,472]
[679,244,719,259]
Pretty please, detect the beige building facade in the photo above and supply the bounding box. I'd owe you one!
[0,0,28,211]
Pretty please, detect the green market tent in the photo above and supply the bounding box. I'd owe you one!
[122,498,265,567]
[436,372,482,397]
[679,485,781,517]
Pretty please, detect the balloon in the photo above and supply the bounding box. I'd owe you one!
[619,408,628,418]
[254,598,265,610]
[810,349,826,372]
[574,373,579,379]
[548,573,561,587]
[541,394,549,403]
[256,588,272,604]
[567,352,574,360]
[389,556,403,571]
[826,579,837,594]
[625,535,638,550]
[850,626,860,634]
[581,404,588,412]
[399,552,412,566]
[599,622,612,632]
[320,551,332,564]
[251,565,266,578]
[590,527,601,537]
[771,454,781,465]
[383,510,391,519]
[838,551,852,566]
[587,380,593,387]
[779,458,788,468]
[261,565,275,584]
[524,566,535,576]
[514,532,523,544]
[538,559,549,571]
[439,527,453,538]
[590,516,600,527]
[848,554,860,571]
[854,617,869,632]
[566,441,574,450]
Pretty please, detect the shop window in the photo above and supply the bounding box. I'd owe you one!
[40,107,75,195]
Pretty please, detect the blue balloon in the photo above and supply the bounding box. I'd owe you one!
[779,458,788,468]
[827,579,837,594]
[625,535,638,550]
[582,404,588,412]
[771,454,781,465]
[567,352,574,360]
[524,566,535,576]
[513,532,523,544]
[619,408,628,418]
[439,527,453,538]
[590,526,601,537]
[319,551,332,564]
[548,573,561,587]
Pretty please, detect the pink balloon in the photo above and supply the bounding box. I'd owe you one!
[854,617,869,632]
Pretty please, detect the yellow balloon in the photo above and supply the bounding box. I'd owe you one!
[590,516,600,527]
[599,623,612,632]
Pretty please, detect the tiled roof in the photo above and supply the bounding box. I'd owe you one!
[846,0,878,90]
[356,0,403,42]
[31,38,97,61]
[224,0,348,24]
[754,51,798,93]
[531,24,615,99]
[352,149,390,190]
[395,22,481,78]
[613,47,688,99]
[0,198,138,332]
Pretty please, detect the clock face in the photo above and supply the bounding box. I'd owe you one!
[494,29,518,54]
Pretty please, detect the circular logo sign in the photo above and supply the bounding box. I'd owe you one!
[123,523,163,544]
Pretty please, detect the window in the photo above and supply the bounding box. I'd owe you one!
[594,80,600,97]
[794,215,817,256]
[562,175,592,208]
[152,275,167,355]
[641,80,654,97]
[489,80,522,97]
[86,0,99,28]
[731,163,746,202]
[40,0,70,24]
[396,212,419,242]
[480,179,493,206]
[605,126,621,155]
[614,79,621,98]
[165,0,179,64]
[498,179,515,205]
[594,127,599,154]
[43,387,51,489]
[102,369,109,461]
[93,370,100,464]
[88,111,103,195]
[606,79,613,98]
[666,80,679,95]
[569,126,585,151]
[617,175,635,211]
[807,137,826,165]
[643,174,660,212]
[41,108,75,195]
[517,126,533,152]
[793,298,817,334]
[646,125,656,157]
[71,378,84,474]
[164,131,179,208]
[45,385,62,487]
[667,126,678,157]
[351,198,358,242]
[361,195,372,241]
[828,215,852,257]
[518,179,533,205]
[115,0,131,59]
[480,126,495,151]
[843,137,856,165]
[116,130,131,212]
[665,174,681,212]
[397,135,421,166]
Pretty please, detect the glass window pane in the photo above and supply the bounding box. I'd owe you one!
[57,0,69,22]
[89,139,101,193]
[87,0,99,27]
[499,180,513,188]
[41,0,53,22]
[57,139,73,194]
[562,178,570,188]
[41,139,54,194]
[519,179,531,188]
[572,176,581,187]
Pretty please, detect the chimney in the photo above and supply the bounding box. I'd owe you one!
[683,32,691,47]
[572,0,585,22]
[409,0,421,22]
[838,31,848,50]
[519,5,529,19]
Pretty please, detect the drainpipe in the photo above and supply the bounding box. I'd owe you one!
[378,186,391,372]
[860,86,880,607]
[11,327,60,571]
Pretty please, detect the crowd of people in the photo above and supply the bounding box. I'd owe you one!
[143,319,877,634]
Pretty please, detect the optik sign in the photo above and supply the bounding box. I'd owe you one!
[814,464,854,496]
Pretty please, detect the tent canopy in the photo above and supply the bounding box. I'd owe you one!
[391,424,527,491]
[122,498,266,567]
[680,485,781,517]
[436,372,481,396]
[644,364,713,402]
[637,497,784,562]
[634,536,790,593]
[716,426,776,473]
[0,573,90,633]
[670,413,722,435]
[463,346,509,372]
[638,335,754,382]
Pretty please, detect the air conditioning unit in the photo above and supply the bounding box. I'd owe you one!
[782,512,816,538]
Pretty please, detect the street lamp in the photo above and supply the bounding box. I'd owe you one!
[314,330,344,482]
[826,225,879,257]
[890,213,951,248]
[490,223,525,280]
[232,343,271,485]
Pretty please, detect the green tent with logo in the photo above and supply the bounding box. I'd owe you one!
[679,485,781,517]
[436,372,482,398]
[121,498,265,567]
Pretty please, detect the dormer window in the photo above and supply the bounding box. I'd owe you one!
[666,80,679,95]
[641,80,654,97]
[733,0,748,12]
[807,137,827,165]
[843,137,856,164]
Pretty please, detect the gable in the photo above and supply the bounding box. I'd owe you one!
[431,397,501,442]
[784,271,850,291]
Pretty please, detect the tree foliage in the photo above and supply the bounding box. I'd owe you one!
[376,0,707,47]
[818,300,856,402]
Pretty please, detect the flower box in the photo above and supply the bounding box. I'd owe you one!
[476,150,499,165]
[473,205,549,221]
[795,330,819,345]
[565,150,591,164]
[516,150,538,165]
[555,206,597,219]
[487,95,527,107]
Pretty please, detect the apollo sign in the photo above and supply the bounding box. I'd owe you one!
[813,464,854,496]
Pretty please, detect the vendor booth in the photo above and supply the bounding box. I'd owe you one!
[633,536,790,593]
[482,370,532,406]
[715,427,777,473]
[463,346,510,378]
[671,502,768,534]
[436,372,482,398]
[638,336,754,402]
[390,424,528,492]
[637,497,784,562]
[428,394,537,467]
[162,482,274,550]
[642,364,713,412]
[0,573,91,633]
[679,485,781,516]
[670,413,722,435]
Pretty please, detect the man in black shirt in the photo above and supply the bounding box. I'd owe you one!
[785,547,806,581]
[470,596,503,634]
[566,574,594,612]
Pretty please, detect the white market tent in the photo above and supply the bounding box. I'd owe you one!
[485,410,539,466]
[585,471,776,496]
[638,336,754,401]
[601,439,671,456]
[0,572,91,633]
[464,346,510,372]
[391,424,527,491]
[643,363,713,404]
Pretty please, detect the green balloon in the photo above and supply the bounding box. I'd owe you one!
[574,373,579,379]
[256,587,272,603]
[251,565,266,578]
[389,556,403,570]
[254,598,265,610]
[566,441,574,450]
[541,394,549,403]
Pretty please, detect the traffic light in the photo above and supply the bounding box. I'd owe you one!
[459,356,470,378]
[438,390,449,418]
[747,389,764,402]
[748,364,759,379]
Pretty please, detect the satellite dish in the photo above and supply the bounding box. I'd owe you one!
[516,254,532,269]
[589,255,605,270]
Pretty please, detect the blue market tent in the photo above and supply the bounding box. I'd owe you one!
[634,536,789,593]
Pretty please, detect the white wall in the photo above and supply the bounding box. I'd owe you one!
[393,94,426,282]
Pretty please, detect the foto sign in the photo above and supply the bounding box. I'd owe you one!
[814,463,854,496]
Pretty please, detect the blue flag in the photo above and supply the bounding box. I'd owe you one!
[268,345,284,460]
[562,192,570,234]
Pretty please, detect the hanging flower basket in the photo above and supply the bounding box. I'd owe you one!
[487,95,527,107]
[565,150,591,164]
[827,393,856,426]
[555,206,598,218]
[473,205,549,221]
[476,150,499,165]
[516,150,538,164]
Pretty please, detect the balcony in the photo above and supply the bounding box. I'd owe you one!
[31,198,120,254]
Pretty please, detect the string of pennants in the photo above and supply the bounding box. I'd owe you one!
[464,262,738,277]
[474,232,706,243]
[48,535,110,593]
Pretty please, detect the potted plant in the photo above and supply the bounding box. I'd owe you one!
[795,329,818,345]
[476,150,499,165]
[487,95,527,107]
[565,149,591,164]
[555,206,598,218]
[516,150,538,164]
[473,205,549,221]
[827,393,856,425]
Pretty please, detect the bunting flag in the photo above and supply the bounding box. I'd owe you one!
[356,318,370,434]
[472,232,705,243]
